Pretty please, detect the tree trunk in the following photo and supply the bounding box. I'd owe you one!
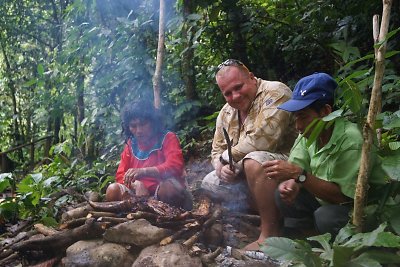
[353,0,392,231]
[152,0,165,109]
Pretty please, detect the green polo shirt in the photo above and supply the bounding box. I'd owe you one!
[289,118,386,200]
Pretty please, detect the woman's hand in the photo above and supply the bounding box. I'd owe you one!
[131,180,150,197]
[124,168,147,187]
[278,179,300,205]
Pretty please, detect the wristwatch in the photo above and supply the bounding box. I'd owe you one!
[295,169,307,183]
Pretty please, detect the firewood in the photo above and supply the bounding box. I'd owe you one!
[95,217,128,224]
[29,256,61,267]
[59,217,87,230]
[34,224,58,236]
[183,208,222,248]
[126,211,158,220]
[182,231,201,248]
[88,198,139,212]
[200,247,223,264]
[61,204,93,223]
[11,218,107,253]
[156,218,197,229]
[191,195,211,217]
[160,221,201,246]
[0,251,19,266]
[87,211,118,218]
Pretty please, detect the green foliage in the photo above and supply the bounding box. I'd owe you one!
[262,223,400,266]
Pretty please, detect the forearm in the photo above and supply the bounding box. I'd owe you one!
[302,172,350,204]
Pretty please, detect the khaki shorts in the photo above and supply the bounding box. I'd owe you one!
[201,151,288,212]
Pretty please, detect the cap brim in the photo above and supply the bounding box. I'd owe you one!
[278,99,317,112]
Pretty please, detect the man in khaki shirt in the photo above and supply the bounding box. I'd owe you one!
[201,59,297,250]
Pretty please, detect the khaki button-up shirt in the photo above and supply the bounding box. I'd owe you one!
[211,78,298,168]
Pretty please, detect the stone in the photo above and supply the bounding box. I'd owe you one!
[132,243,202,267]
[62,240,135,267]
[103,219,170,247]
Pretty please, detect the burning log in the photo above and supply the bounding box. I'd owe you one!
[191,194,211,217]
[11,218,108,253]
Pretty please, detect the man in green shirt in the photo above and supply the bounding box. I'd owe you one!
[263,72,386,235]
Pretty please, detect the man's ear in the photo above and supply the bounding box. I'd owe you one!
[320,104,332,117]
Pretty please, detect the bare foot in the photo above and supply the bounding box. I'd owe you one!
[243,240,263,251]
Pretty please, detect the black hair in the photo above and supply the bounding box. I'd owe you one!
[308,99,335,113]
[121,100,164,141]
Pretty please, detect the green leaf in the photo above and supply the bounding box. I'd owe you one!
[0,173,12,192]
[37,64,44,76]
[332,245,355,266]
[23,79,37,87]
[261,237,322,266]
[322,110,343,121]
[40,216,58,227]
[307,233,332,260]
[358,250,400,264]
[306,120,326,147]
[383,117,400,130]
[388,142,400,151]
[381,153,400,181]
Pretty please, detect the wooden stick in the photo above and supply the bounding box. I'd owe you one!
[160,221,200,246]
[87,211,118,218]
[126,211,158,220]
[12,219,107,252]
[59,217,87,230]
[95,217,128,224]
[34,224,58,236]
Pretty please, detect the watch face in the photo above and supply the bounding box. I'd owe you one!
[298,174,306,183]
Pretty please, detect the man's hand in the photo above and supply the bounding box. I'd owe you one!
[131,180,150,197]
[124,168,147,187]
[262,160,302,182]
[278,179,300,205]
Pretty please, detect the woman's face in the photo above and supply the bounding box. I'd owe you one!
[128,118,154,143]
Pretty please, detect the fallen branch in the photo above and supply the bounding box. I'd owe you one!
[160,221,201,246]
[34,224,58,236]
[61,204,93,223]
[59,217,87,230]
[87,211,118,218]
[11,219,108,253]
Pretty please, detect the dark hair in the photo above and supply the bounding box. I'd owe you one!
[307,99,335,113]
[121,100,164,140]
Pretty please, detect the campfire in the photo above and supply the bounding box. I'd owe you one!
[0,190,279,266]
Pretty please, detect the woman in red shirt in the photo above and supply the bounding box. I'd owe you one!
[105,100,192,210]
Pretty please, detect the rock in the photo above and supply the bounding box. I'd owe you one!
[203,222,223,247]
[104,219,170,247]
[62,240,135,267]
[132,243,202,267]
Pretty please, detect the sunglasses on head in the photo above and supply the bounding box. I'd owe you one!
[216,59,248,73]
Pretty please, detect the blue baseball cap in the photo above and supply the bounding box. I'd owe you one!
[278,72,337,112]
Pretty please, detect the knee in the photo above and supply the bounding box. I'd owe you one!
[157,180,186,208]
[105,183,122,201]
[314,205,350,235]
[243,159,262,181]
